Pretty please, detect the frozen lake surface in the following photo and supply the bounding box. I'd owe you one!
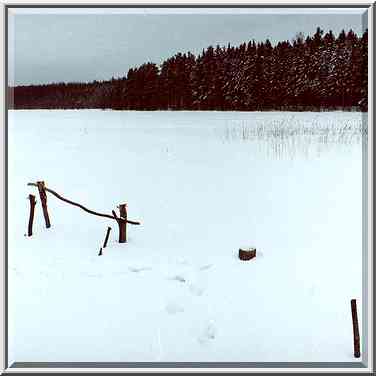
[8,110,365,363]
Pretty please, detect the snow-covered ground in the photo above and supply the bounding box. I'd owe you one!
[8,110,364,363]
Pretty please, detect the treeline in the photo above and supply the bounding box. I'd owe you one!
[10,27,368,111]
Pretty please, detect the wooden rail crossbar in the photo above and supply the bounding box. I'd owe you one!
[27,181,141,243]
[28,182,114,219]
[27,182,141,225]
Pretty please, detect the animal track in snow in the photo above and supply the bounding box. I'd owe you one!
[188,283,205,296]
[86,273,103,278]
[199,264,213,271]
[168,275,186,283]
[198,321,217,344]
[176,258,189,266]
[128,266,152,273]
[165,301,185,315]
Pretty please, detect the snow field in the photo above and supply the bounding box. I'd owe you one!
[8,110,364,362]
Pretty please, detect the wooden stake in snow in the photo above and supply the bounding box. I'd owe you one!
[103,226,111,248]
[239,247,256,261]
[112,203,140,243]
[351,299,361,358]
[27,194,36,236]
[37,181,51,228]
[98,247,103,256]
[112,209,127,243]
[118,203,127,219]
[118,203,127,242]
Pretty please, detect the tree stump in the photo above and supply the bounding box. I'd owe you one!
[37,181,51,228]
[239,247,256,261]
[28,194,36,236]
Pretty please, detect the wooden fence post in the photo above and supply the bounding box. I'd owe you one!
[112,210,127,243]
[28,194,36,236]
[37,181,51,228]
[351,299,361,358]
[118,203,127,218]
[118,204,127,242]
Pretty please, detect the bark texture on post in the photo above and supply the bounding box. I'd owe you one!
[351,299,361,358]
[239,247,256,261]
[37,181,51,228]
[28,194,36,236]
[103,226,112,248]
[118,219,127,243]
[112,210,127,243]
[118,204,127,242]
[118,203,127,219]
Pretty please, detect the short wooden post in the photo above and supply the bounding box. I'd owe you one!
[118,203,127,219]
[112,210,127,243]
[118,204,127,242]
[37,181,51,228]
[118,220,126,243]
[27,194,36,236]
[103,226,111,248]
[351,299,361,358]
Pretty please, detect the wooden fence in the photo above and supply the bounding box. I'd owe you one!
[27,181,141,243]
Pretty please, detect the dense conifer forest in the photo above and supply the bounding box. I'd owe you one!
[9,27,368,111]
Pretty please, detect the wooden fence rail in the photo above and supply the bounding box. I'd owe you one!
[27,181,141,243]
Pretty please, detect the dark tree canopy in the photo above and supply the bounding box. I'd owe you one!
[9,28,368,112]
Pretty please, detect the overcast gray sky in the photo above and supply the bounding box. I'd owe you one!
[8,8,367,86]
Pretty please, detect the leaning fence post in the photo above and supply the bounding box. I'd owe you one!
[37,181,51,228]
[27,194,36,236]
[103,226,112,248]
[351,299,361,358]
